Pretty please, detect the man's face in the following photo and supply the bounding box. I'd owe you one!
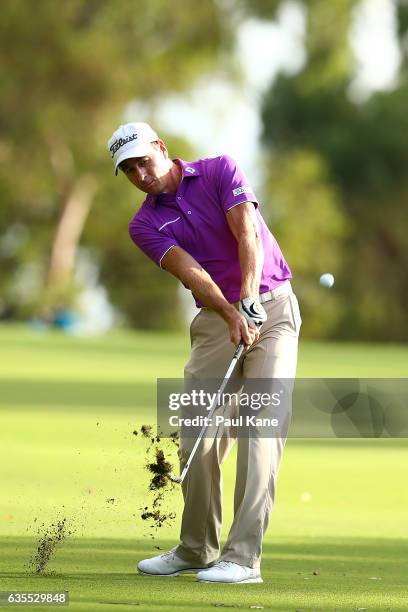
[119,141,171,195]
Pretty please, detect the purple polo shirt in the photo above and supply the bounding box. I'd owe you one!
[128,155,292,307]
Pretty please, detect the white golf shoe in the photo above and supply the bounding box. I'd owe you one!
[196,560,263,584]
[137,547,212,577]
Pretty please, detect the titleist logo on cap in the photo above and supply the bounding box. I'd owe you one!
[109,134,138,158]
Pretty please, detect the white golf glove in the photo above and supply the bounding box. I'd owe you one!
[239,296,267,330]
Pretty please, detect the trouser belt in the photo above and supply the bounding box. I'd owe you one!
[259,280,292,304]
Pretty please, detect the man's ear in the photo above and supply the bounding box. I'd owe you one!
[155,139,168,159]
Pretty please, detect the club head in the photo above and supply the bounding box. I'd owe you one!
[168,473,182,484]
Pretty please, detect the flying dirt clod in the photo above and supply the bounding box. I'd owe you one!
[28,517,74,574]
[136,424,179,535]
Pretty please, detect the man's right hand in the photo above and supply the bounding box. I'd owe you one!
[227,310,259,348]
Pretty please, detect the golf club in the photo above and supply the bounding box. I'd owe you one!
[168,337,246,485]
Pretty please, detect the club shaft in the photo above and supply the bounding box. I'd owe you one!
[178,340,245,484]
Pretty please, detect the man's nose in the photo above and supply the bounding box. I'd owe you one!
[134,165,146,182]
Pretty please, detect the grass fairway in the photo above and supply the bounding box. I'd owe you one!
[0,323,407,611]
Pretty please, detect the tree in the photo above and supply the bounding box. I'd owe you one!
[243,0,408,340]
[0,0,235,328]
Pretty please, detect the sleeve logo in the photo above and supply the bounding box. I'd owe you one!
[232,186,251,197]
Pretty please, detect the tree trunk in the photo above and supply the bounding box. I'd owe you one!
[46,174,97,291]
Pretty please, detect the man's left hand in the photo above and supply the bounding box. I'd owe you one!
[239,297,267,332]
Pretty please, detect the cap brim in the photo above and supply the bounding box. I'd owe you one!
[114,144,154,175]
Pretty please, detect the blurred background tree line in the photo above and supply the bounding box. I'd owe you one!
[0,0,407,340]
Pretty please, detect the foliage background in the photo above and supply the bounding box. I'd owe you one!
[0,0,407,339]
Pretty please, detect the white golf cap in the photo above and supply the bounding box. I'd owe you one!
[107,122,160,175]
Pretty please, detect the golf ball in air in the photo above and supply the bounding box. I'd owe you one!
[319,273,335,288]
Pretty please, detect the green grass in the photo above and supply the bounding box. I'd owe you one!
[0,323,407,611]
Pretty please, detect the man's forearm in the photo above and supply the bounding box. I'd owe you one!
[238,227,263,299]
[184,267,236,323]
[161,246,237,323]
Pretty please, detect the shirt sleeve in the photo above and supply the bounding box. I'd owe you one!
[128,218,178,268]
[215,154,258,214]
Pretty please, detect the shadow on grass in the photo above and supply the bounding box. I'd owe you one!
[0,535,407,611]
[0,327,188,358]
[0,380,154,411]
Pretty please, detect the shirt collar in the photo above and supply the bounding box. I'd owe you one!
[146,158,200,207]
[174,158,201,178]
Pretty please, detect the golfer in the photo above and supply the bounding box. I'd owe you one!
[107,122,301,584]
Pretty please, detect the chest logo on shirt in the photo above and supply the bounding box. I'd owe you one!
[232,186,250,196]
[185,166,196,174]
[158,217,181,232]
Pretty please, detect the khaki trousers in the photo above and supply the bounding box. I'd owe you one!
[174,282,301,569]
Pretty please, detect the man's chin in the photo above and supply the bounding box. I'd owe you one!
[142,182,160,195]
